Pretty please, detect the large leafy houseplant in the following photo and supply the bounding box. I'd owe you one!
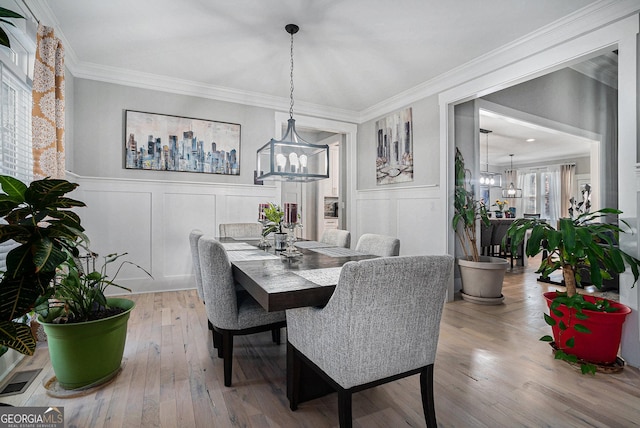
[0,7,24,49]
[39,253,151,324]
[452,148,489,262]
[0,175,87,355]
[506,208,640,373]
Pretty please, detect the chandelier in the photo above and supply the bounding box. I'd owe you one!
[256,24,329,182]
[478,129,501,187]
[501,154,523,198]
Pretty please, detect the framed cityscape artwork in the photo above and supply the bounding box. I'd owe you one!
[124,110,241,175]
[375,107,413,185]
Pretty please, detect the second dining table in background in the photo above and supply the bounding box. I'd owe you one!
[222,237,376,312]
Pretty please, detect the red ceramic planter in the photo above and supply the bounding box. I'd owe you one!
[543,291,631,364]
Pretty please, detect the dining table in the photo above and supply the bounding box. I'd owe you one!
[220,236,379,405]
[221,237,377,312]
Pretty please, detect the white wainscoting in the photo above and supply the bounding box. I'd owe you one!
[70,174,279,294]
[355,185,445,256]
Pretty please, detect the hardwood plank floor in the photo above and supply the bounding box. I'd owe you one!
[3,257,640,427]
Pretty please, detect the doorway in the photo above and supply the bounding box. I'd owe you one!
[274,112,356,243]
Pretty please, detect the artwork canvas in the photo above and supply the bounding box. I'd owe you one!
[125,110,241,175]
[375,107,413,185]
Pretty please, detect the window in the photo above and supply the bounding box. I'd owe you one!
[1,62,32,181]
[0,25,34,271]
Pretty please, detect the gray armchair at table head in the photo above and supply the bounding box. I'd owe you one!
[354,233,400,256]
[197,236,286,386]
[320,229,351,248]
[218,222,263,239]
[286,254,453,428]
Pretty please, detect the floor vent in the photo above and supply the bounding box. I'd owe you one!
[0,369,41,397]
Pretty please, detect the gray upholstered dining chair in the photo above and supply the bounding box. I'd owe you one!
[354,233,400,256]
[218,222,263,239]
[189,229,205,301]
[197,236,286,386]
[320,229,351,248]
[286,255,453,428]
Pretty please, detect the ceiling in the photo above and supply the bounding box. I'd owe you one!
[34,0,599,114]
[479,110,598,168]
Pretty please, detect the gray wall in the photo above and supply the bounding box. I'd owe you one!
[65,68,75,172]
[70,79,276,185]
[357,95,440,190]
[482,67,617,208]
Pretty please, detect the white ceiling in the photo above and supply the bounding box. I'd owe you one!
[479,110,598,168]
[36,0,598,113]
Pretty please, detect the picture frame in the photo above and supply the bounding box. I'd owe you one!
[124,110,241,175]
[375,107,413,185]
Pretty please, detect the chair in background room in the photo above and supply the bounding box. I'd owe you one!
[354,233,400,256]
[219,222,263,239]
[320,229,351,248]
[286,255,453,428]
[197,236,286,386]
[480,222,493,256]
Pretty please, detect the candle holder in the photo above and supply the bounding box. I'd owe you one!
[281,222,302,258]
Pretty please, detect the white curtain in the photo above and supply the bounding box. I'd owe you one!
[547,166,561,227]
[560,164,576,217]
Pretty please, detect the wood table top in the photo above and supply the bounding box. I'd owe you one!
[223,238,376,312]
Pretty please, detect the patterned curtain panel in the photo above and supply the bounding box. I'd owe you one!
[32,24,65,179]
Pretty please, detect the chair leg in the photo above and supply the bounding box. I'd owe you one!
[272,327,281,344]
[337,389,352,428]
[213,330,223,358]
[222,331,234,387]
[420,365,437,428]
[287,342,300,410]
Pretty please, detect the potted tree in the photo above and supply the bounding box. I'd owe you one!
[452,148,509,304]
[0,175,87,356]
[505,208,640,373]
[37,253,151,389]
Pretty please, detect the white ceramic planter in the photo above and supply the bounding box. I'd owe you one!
[458,256,509,304]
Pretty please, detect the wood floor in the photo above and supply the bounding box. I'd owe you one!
[3,257,640,427]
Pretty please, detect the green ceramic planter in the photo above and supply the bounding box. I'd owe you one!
[40,298,135,390]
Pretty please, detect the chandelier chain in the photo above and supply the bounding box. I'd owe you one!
[289,30,295,119]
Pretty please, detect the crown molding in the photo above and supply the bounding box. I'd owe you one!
[358,0,639,123]
[29,0,639,125]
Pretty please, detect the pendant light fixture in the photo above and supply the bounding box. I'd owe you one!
[501,154,523,198]
[478,128,502,187]
[256,24,329,182]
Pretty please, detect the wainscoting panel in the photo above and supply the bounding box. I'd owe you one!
[80,188,153,279]
[71,174,278,294]
[163,192,216,278]
[355,185,442,256]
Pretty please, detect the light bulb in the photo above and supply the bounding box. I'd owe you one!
[276,153,287,172]
[489,177,495,186]
[299,154,308,174]
[289,152,299,173]
[479,176,486,184]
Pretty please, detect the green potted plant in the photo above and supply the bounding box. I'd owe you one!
[262,203,286,250]
[452,148,508,304]
[0,175,87,356]
[37,253,151,389]
[505,208,640,373]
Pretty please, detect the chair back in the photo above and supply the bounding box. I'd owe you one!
[198,236,240,329]
[320,229,351,248]
[189,229,205,300]
[355,233,400,256]
[290,255,452,388]
[523,213,541,219]
[219,222,263,239]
